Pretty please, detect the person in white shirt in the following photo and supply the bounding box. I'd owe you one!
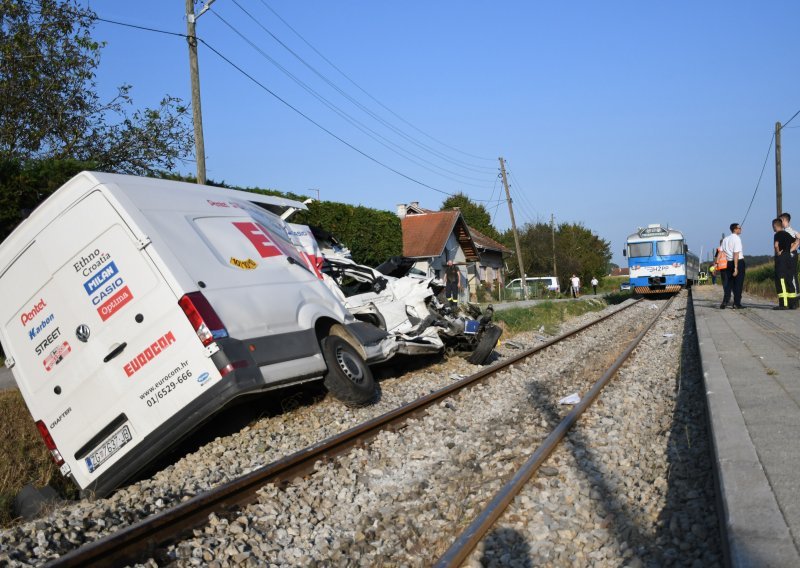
[721,223,745,309]
[590,277,599,294]
[780,213,799,282]
[570,274,580,298]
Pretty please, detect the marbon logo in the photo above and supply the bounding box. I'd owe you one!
[20,299,47,327]
[123,331,177,377]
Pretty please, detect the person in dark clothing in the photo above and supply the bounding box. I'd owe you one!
[444,260,461,304]
[773,218,799,309]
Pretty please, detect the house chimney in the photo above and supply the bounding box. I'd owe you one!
[396,204,407,218]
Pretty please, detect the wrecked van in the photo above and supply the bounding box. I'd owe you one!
[0,172,393,496]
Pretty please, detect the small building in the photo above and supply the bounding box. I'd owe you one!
[397,202,509,302]
[469,227,512,295]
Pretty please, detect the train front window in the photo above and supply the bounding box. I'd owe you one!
[628,242,652,257]
[657,240,683,256]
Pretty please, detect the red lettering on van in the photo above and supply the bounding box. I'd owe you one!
[21,299,47,326]
[97,286,133,321]
[233,222,282,259]
[123,331,177,377]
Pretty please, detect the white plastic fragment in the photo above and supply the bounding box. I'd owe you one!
[558,392,581,405]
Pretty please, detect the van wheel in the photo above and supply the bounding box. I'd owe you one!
[321,336,376,406]
[467,324,502,365]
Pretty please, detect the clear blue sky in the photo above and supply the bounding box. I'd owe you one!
[86,0,800,267]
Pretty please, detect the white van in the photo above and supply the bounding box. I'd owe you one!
[0,172,392,496]
[505,276,560,297]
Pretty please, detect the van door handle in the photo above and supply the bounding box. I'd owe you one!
[103,342,127,363]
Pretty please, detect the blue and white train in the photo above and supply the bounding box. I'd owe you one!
[624,224,700,294]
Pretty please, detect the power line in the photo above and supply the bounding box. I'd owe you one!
[196,37,499,200]
[232,0,496,175]
[741,132,775,226]
[209,9,497,189]
[780,108,800,130]
[508,170,541,222]
[256,0,496,164]
[89,11,499,201]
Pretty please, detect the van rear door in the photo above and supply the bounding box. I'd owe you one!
[1,190,220,490]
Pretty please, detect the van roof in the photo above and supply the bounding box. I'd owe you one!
[0,172,308,272]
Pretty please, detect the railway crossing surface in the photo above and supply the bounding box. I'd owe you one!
[693,285,800,567]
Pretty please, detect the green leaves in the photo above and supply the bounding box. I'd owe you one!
[0,0,193,175]
[440,192,501,240]
[294,201,402,266]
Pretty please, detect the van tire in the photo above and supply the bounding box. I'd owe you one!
[321,335,376,406]
[467,324,502,365]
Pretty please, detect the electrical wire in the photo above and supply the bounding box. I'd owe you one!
[508,170,541,221]
[233,0,497,175]
[780,108,800,130]
[87,13,499,200]
[209,9,497,189]
[256,0,496,164]
[740,132,775,226]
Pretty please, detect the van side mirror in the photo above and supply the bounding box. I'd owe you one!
[622,249,626,257]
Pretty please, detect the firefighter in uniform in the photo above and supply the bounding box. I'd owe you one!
[773,218,799,309]
[444,260,461,305]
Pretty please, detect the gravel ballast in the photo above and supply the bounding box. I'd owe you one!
[0,295,721,566]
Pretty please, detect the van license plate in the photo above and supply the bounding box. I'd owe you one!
[85,425,132,473]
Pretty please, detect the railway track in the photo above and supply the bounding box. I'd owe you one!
[44,296,680,567]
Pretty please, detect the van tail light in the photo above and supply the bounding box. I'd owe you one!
[35,420,65,466]
[179,292,228,347]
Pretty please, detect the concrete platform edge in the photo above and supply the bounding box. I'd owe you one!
[693,296,800,567]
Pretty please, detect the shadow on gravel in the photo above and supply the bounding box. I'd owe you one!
[480,527,532,567]
[652,295,722,566]
[503,295,720,566]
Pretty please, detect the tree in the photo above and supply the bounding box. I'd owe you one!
[440,192,501,240]
[0,0,193,174]
[507,221,611,290]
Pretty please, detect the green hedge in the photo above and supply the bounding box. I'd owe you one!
[293,201,401,267]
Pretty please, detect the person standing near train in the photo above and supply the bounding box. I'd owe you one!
[780,213,800,289]
[772,218,798,309]
[720,223,745,309]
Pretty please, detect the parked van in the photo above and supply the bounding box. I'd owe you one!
[0,172,392,496]
[505,276,560,298]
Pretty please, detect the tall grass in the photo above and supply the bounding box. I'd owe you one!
[743,263,777,300]
[494,298,607,335]
[0,390,76,525]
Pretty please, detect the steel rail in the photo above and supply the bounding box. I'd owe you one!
[434,296,673,567]
[47,298,642,568]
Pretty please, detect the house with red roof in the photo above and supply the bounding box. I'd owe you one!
[397,202,510,301]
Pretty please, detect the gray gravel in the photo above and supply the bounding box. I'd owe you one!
[0,296,720,567]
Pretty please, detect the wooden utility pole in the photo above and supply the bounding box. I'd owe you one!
[551,213,557,279]
[186,0,214,185]
[776,121,782,217]
[499,157,527,300]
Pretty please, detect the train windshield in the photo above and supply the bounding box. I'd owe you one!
[657,240,684,256]
[628,242,652,257]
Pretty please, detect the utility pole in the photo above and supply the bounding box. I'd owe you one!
[186,0,215,185]
[550,213,557,279]
[776,121,782,217]
[499,157,527,300]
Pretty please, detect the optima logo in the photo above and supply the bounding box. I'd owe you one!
[123,331,177,377]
